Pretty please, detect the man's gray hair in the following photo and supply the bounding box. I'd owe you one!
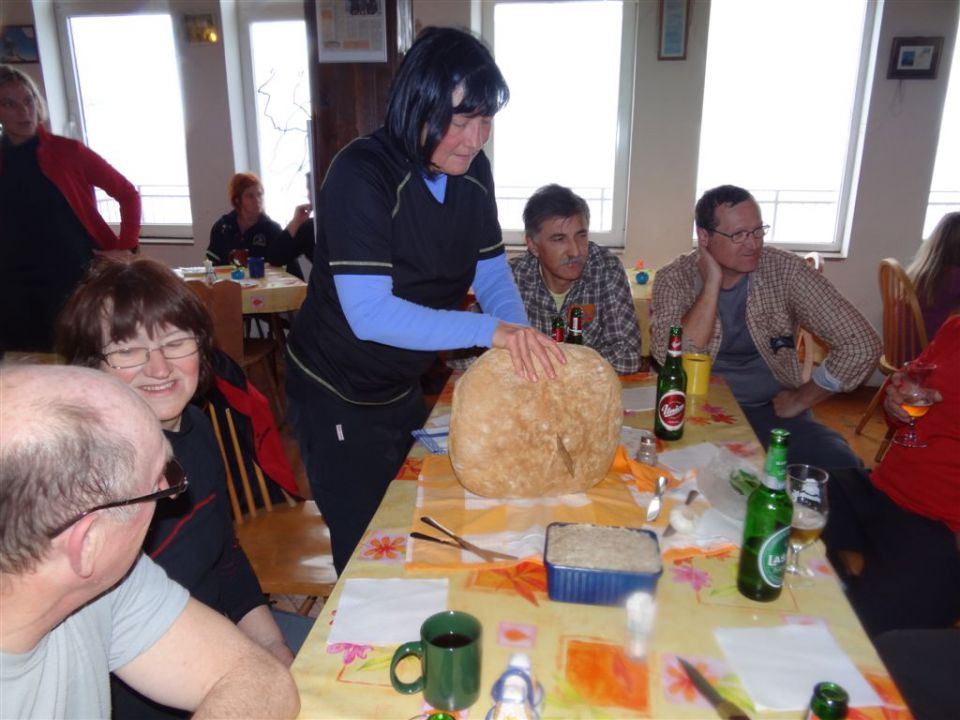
[0,400,137,575]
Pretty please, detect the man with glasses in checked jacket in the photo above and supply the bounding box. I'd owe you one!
[0,365,298,719]
[651,185,880,467]
[510,184,642,374]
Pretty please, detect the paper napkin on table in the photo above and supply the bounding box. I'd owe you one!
[714,625,882,711]
[658,442,718,475]
[622,386,657,411]
[326,578,448,646]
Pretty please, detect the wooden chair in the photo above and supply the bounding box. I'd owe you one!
[797,252,829,382]
[207,403,336,615]
[186,279,285,419]
[855,259,929,447]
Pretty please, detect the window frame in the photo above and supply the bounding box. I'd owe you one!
[478,0,638,248]
[53,0,193,239]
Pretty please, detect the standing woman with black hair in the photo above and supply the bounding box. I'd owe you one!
[286,27,564,573]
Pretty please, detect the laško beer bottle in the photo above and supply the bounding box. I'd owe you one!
[737,429,793,601]
[565,307,584,345]
[806,682,849,720]
[551,315,565,343]
[654,325,686,440]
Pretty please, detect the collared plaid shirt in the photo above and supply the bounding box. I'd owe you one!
[510,242,642,374]
[651,246,881,391]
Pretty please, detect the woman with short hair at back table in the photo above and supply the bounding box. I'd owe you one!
[55,257,308,720]
[908,211,960,339]
[0,64,140,353]
[207,171,313,279]
[285,27,565,575]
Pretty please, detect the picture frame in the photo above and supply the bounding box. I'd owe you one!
[316,0,388,64]
[1,25,40,64]
[658,0,690,61]
[887,36,943,80]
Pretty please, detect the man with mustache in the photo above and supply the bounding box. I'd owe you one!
[651,185,880,467]
[510,184,641,374]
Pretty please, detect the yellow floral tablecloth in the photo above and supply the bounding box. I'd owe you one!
[292,373,907,719]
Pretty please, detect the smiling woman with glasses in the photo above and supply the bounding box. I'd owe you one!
[55,257,298,717]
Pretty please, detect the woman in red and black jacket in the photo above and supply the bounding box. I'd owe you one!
[0,64,140,353]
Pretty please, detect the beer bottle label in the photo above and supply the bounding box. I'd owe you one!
[757,526,789,588]
[667,332,682,357]
[551,327,564,342]
[657,389,685,430]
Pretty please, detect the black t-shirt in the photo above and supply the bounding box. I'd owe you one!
[0,135,96,352]
[288,128,505,404]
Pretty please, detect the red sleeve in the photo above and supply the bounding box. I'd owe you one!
[77,144,141,249]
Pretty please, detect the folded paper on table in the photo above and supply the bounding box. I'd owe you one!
[659,506,740,562]
[658,442,720,476]
[622,386,657,411]
[714,625,882,711]
[326,578,448,646]
[407,455,653,571]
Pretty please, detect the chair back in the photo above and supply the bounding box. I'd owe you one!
[186,280,245,364]
[878,258,929,373]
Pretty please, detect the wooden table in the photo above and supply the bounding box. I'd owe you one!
[175,265,307,315]
[291,373,906,719]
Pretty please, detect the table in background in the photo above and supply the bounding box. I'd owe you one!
[291,373,903,719]
[174,265,307,315]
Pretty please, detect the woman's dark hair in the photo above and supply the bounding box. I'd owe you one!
[523,184,591,238]
[694,185,756,231]
[908,211,960,305]
[55,257,215,396]
[385,26,509,177]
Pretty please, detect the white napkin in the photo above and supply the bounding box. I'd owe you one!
[326,578,448,646]
[714,625,882,711]
[658,442,718,475]
[622,386,657,411]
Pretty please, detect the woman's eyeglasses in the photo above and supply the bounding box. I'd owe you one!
[102,337,199,369]
[46,459,188,538]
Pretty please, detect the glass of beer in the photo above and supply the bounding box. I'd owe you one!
[893,361,938,449]
[785,464,829,585]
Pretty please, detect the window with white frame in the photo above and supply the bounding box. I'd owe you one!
[56,5,193,237]
[238,1,312,225]
[923,17,960,238]
[480,0,636,246]
[695,0,873,253]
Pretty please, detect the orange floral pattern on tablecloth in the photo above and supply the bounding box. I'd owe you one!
[393,457,422,481]
[359,532,406,562]
[497,622,537,649]
[467,561,547,606]
[559,639,649,712]
[846,671,911,720]
[661,654,751,711]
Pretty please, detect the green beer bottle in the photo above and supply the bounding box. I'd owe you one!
[565,307,584,345]
[736,429,793,601]
[654,325,687,441]
[806,682,849,720]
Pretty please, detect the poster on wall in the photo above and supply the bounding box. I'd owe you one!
[316,0,387,63]
[1,25,40,64]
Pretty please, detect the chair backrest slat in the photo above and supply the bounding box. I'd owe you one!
[878,258,929,372]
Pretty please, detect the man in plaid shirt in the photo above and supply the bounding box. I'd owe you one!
[510,185,641,374]
[652,185,880,468]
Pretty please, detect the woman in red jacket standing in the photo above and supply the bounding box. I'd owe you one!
[0,64,140,352]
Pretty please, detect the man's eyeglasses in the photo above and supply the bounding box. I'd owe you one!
[709,224,770,244]
[102,337,199,369]
[46,459,189,538]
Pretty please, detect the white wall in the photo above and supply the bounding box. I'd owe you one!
[13,0,960,335]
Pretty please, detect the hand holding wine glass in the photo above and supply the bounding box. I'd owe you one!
[889,361,939,448]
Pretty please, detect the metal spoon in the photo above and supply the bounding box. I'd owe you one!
[645,475,668,522]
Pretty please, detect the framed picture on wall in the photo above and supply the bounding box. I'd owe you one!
[316,0,388,63]
[887,36,943,79]
[658,0,690,60]
[1,25,40,64]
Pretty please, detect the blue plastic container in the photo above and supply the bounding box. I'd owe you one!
[544,522,662,606]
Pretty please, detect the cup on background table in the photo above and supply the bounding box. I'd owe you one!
[390,610,482,712]
[682,353,711,395]
[229,248,249,268]
[248,256,265,279]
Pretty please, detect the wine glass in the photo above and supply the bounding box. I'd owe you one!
[893,361,938,448]
[785,464,829,586]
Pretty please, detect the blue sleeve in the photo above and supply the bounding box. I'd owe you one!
[472,255,529,325]
[334,275,501,350]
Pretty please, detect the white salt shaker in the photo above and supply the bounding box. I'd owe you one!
[625,591,656,660]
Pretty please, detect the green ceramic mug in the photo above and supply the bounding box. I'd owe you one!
[389,611,482,711]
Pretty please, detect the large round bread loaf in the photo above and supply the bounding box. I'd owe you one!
[449,346,622,497]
